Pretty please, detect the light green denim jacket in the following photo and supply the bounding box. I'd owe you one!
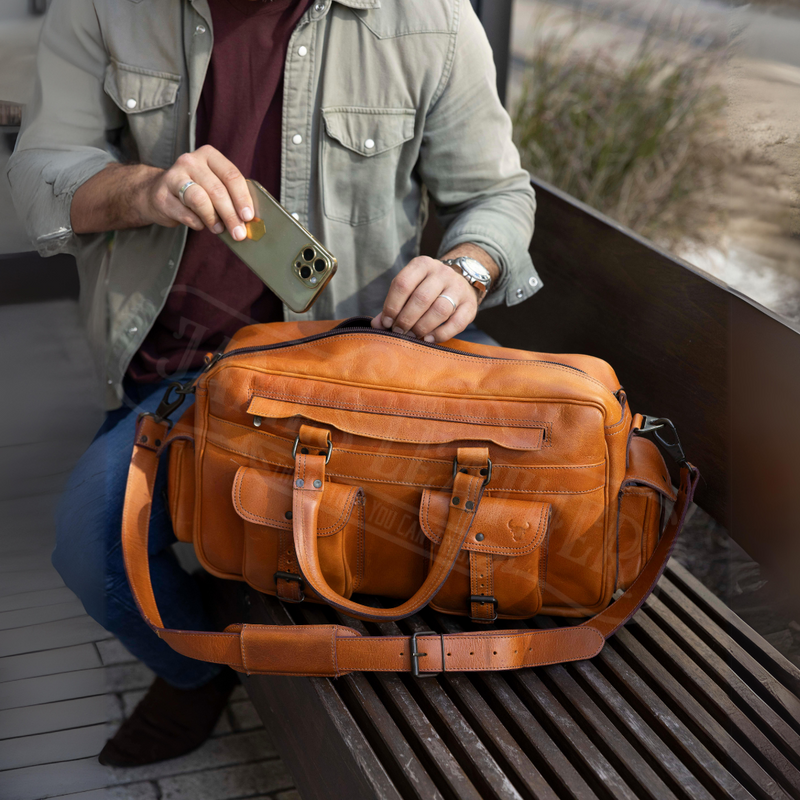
[7,0,539,409]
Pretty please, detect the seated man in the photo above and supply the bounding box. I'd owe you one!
[6,0,538,767]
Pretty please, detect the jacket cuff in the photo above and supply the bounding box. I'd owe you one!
[436,226,542,311]
[5,149,117,257]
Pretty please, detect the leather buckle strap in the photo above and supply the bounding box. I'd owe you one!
[469,594,498,623]
[293,435,332,464]
[452,457,492,486]
[274,571,305,603]
[410,631,446,678]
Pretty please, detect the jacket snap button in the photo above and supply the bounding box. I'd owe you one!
[364,138,375,150]
[475,532,485,542]
[126,98,137,110]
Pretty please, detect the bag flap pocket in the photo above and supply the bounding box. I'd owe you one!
[322,107,415,156]
[104,60,181,113]
[232,466,362,536]
[420,490,550,555]
[623,436,676,501]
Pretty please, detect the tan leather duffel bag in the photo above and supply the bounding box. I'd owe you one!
[123,317,699,677]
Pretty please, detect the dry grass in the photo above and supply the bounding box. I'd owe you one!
[512,19,731,246]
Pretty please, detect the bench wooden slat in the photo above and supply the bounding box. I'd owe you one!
[408,615,561,800]
[531,619,715,800]
[665,562,800,703]
[643,591,800,765]
[372,615,527,800]
[613,626,791,799]
[631,607,800,795]
[594,641,755,800]
[478,672,600,800]
[299,606,445,800]
[245,593,404,800]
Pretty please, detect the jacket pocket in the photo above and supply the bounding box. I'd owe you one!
[321,107,416,226]
[104,60,181,169]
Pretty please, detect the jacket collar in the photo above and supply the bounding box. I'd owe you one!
[334,0,381,6]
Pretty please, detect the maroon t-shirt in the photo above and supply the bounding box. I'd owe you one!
[128,0,311,383]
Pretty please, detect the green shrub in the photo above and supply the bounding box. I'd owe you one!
[512,20,729,245]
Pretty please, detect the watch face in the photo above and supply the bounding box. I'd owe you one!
[460,257,491,285]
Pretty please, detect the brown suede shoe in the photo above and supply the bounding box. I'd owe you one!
[98,667,240,767]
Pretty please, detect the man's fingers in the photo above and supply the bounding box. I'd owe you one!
[411,292,463,339]
[187,164,246,239]
[425,304,475,343]
[205,147,254,223]
[173,180,224,234]
[161,190,205,231]
[392,274,446,335]
[381,258,436,332]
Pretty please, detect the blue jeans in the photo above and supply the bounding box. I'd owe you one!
[52,373,221,689]
[51,323,497,688]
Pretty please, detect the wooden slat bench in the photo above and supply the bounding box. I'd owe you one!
[236,560,800,799]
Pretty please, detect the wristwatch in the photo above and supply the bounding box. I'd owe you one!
[441,256,493,303]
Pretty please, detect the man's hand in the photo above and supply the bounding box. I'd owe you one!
[371,246,499,343]
[71,146,254,240]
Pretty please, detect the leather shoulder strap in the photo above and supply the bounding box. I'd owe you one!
[122,415,698,677]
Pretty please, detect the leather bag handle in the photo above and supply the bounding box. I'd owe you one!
[121,415,698,677]
[290,451,487,621]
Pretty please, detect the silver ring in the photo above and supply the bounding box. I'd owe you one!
[437,294,458,313]
[178,180,197,205]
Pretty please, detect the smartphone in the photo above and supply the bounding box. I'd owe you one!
[219,180,337,314]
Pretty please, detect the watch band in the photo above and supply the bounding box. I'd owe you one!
[442,257,491,302]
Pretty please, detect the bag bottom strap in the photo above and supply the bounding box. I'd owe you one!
[123,416,699,677]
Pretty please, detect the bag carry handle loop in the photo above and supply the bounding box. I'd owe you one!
[289,450,488,622]
[121,415,698,677]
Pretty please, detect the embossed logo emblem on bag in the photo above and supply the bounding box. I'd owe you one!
[508,520,531,541]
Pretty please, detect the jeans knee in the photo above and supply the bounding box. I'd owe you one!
[52,494,112,628]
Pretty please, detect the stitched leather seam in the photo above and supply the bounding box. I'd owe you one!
[250,390,549,428]
[209,416,606,471]
[250,335,614,394]
[209,441,606,493]
[240,625,249,674]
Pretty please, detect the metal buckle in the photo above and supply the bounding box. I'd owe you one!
[469,595,498,623]
[638,416,688,466]
[292,435,332,464]
[410,631,445,678]
[452,458,493,487]
[274,571,305,603]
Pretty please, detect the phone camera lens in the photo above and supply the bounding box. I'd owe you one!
[303,248,315,262]
[300,266,312,279]
[314,259,326,272]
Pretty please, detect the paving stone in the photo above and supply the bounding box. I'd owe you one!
[47,782,159,800]
[0,568,64,598]
[0,585,79,614]
[0,722,114,770]
[0,642,100,682]
[0,694,122,740]
[158,758,293,800]
[96,638,136,667]
[0,613,110,657]
[0,661,151,710]
[229,699,263,732]
[0,597,86,631]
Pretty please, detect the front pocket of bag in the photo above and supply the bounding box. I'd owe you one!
[232,466,364,599]
[420,490,551,620]
[321,107,416,226]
